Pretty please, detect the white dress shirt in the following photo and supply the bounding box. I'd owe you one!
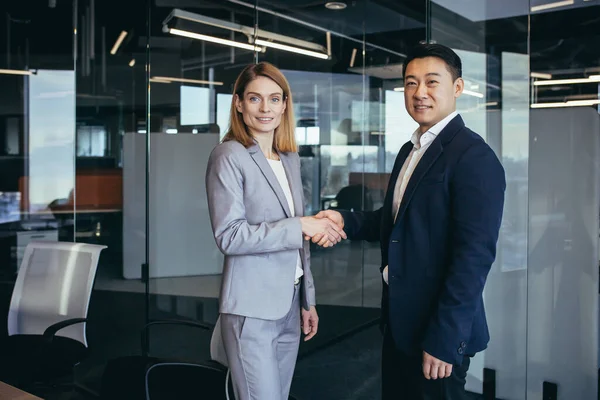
[383,111,458,284]
[268,159,304,282]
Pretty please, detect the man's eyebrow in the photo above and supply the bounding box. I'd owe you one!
[405,72,442,80]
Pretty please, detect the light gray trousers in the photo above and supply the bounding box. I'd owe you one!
[220,284,301,400]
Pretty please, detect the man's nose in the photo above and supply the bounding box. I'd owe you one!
[414,84,428,99]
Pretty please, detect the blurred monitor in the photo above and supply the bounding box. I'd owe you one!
[0,192,21,225]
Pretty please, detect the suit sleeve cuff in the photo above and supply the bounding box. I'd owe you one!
[422,334,466,365]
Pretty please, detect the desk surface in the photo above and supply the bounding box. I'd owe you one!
[0,381,42,399]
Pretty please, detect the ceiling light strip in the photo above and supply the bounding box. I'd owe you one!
[462,89,485,98]
[530,0,574,12]
[165,9,326,53]
[349,48,357,68]
[152,75,224,85]
[110,31,128,55]
[0,69,33,75]
[531,99,600,108]
[222,0,407,58]
[150,78,171,84]
[533,76,600,86]
[530,72,552,79]
[168,28,262,52]
[254,39,329,59]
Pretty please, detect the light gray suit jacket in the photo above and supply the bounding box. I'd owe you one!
[205,140,316,320]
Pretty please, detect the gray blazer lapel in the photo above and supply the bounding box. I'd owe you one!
[280,152,303,217]
[249,144,292,217]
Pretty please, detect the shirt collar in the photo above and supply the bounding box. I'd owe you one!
[410,111,458,149]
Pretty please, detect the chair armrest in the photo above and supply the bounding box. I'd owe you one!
[43,317,87,343]
[141,319,215,356]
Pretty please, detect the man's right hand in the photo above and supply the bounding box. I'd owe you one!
[300,215,346,247]
[307,210,345,247]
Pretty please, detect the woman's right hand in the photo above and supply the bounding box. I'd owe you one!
[300,216,347,247]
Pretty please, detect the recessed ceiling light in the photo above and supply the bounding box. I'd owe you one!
[325,2,347,10]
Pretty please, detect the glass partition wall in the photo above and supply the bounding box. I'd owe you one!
[430,2,531,397]
[430,1,600,398]
[0,0,598,398]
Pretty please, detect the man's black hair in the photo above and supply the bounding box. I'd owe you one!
[403,43,462,82]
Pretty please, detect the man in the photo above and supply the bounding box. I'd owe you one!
[314,43,506,399]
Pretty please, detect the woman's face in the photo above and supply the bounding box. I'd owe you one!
[235,76,286,137]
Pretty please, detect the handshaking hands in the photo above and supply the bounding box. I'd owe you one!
[300,210,346,248]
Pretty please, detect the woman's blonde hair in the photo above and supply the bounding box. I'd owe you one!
[223,62,297,153]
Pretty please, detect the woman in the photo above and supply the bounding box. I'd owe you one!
[205,62,346,400]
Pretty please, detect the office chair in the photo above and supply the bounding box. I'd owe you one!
[0,241,106,393]
[100,319,233,400]
[332,184,373,212]
[145,361,233,399]
[142,320,300,400]
[142,319,235,400]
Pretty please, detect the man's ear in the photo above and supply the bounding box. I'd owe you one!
[454,77,464,98]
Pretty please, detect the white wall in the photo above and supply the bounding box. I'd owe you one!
[122,132,223,279]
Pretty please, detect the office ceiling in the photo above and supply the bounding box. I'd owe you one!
[0,0,598,108]
[1,0,598,68]
[432,0,599,22]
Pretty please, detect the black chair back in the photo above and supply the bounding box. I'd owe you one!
[145,362,233,400]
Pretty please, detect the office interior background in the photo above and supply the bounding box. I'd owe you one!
[0,0,599,398]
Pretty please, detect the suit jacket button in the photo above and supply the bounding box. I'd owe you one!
[458,347,464,355]
[460,342,466,348]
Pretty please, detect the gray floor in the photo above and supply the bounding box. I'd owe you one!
[69,289,381,399]
[293,323,383,400]
[0,239,486,400]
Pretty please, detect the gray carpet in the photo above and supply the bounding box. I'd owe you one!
[0,286,483,400]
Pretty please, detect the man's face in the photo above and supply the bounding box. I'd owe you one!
[404,56,463,133]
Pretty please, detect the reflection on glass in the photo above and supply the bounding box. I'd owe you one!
[5,117,20,155]
[28,70,75,213]
[77,126,107,156]
[0,192,21,224]
[180,85,210,126]
[217,93,233,140]
[320,145,379,198]
[384,90,418,171]
[283,69,363,146]
[455,49,487,142]
[295,127,320,145]
[501,51,529,272]
[475,50,530,400]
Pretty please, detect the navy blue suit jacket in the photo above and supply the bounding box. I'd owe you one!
[341,115,505,365]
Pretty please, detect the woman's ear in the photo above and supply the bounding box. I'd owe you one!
[234,94,243,113]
